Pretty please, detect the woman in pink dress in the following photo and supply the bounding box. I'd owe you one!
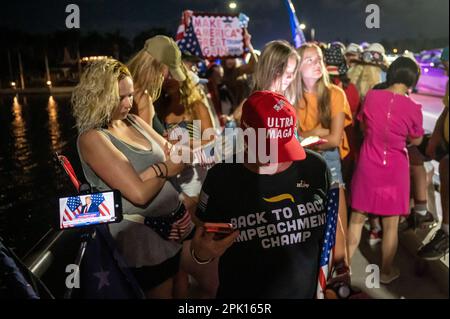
[347,57,423,284]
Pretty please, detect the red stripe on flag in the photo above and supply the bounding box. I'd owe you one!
[64,209,73,221]
[318,268,327,291]
[99,202,110,216]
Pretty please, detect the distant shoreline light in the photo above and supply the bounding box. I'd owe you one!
[80,56,110,62]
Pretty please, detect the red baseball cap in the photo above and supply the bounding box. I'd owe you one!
[241,91,306,163]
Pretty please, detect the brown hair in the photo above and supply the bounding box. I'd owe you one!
[254,40,301,104]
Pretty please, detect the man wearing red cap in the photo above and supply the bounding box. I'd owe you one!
[190,91,331,298]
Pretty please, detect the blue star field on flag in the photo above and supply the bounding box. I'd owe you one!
[90,193,105,207]
[178,20,203,58]
[66,196,81,213]
[320,186,339,267]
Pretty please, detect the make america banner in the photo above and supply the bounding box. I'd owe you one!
[176,10,248,59]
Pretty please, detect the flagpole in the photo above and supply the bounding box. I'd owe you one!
[284,0,306,48]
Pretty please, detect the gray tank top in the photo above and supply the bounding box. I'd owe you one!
[77,114,181,267]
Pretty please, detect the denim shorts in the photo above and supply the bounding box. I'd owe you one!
[321,148,344,186]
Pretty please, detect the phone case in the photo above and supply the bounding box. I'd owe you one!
[300,136,328,148]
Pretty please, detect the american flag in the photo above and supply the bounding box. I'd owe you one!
[191,130,237,167]
[90,193,110,217]
[176,11,203,58]
[144,205,193,241]
[193,141,216,168]
[170,210,193,241]
[285,0,307,48]
[62,193,110,223]
[175,10,193,42]
[63,196,82,222]
[316,185,339,299]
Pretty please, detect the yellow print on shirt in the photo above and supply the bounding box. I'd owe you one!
[263,193,295,204]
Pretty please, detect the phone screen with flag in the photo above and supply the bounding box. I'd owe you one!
[58,190,123,229]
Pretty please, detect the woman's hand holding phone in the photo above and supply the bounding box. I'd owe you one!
[190,223,239,262]
[204,222,236,239]
[300,136,328,148]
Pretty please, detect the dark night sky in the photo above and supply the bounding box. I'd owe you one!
[1,0,448,49]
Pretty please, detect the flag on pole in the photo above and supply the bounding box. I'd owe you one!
[284,0,307,48]
[316,185,339,299]
[175,10,193,42]
[176,10,203,58]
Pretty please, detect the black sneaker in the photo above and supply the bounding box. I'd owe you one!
[413,211,437,229]
[417,229,449,260]
[399,210,436,231]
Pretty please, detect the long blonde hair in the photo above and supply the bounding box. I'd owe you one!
[72,59,131,133]
[297,43,332,129]
[179,63,204,116]
[126,49,165,102]
[253,40,301,104]
[356,64,382,100]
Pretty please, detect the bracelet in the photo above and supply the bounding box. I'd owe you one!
[190,247,214,265]
[155,163,167,179]
[150,165,159,177]
[152,164,162,178]
[160,162,168,178]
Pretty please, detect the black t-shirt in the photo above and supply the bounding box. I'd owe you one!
[196,150,331,299]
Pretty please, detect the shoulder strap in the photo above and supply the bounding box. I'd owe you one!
[126,115,154,145]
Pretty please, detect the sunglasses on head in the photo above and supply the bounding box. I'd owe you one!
[362,51,384,64]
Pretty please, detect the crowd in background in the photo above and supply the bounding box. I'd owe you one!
[70,29,449,298]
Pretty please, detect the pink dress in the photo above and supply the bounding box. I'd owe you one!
[351,89,424,216]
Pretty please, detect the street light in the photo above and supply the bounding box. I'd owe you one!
[10,81,16,89]
[300,23,306,30]
[46,80,52,86]
[229,2,237,9]
[393,48,398,54]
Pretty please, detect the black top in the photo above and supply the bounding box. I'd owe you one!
[196,150,331,299]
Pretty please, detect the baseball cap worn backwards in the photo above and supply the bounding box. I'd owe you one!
[241,91,306,163]
[144,35,186,82]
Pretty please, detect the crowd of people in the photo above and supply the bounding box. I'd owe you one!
[70,30,449,298]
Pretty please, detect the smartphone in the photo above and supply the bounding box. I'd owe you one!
[204,222,236,239]
[300,136,328,148]
[57,190,123,230]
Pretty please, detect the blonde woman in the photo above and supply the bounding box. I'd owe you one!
[127,35,186,134]
[154,61,218,299]
[72,58,190,298]
[155,63,214,145]
[350,43,388,100]
[296,43,353,276]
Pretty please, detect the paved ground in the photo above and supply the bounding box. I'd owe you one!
[188,92,449,299]
[349,225,448,299]
[411,93,445,133]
